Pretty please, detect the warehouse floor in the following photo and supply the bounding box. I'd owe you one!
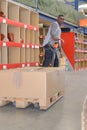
[0,69,87,130]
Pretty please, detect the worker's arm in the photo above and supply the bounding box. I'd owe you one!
[53,37,59,41]
[51,22,60,41]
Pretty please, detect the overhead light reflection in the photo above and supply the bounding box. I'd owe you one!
[79,4,87,9]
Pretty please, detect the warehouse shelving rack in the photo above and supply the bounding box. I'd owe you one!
[0,0,39,70]
[61,32,87,71]
[39,25,49,66]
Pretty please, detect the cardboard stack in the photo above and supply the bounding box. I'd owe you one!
[0,67,65,109]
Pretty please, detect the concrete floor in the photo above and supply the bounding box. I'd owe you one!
[0,70,87,130]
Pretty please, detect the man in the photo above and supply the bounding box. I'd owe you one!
[43,14,64,67]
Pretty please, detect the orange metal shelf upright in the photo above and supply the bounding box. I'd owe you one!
[61,32,75,68]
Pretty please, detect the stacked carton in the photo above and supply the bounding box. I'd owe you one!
[0,67,65,109]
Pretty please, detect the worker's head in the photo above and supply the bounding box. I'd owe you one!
[57,14,64,25]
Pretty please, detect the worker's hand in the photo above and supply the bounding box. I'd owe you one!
[52,43,59,48]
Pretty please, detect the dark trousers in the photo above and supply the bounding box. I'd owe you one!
[43,44,59,67]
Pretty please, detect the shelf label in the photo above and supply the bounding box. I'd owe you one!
[3,42,6,47]
[3,19,6,24]
[22,44,25,48]
[34,27,36,31]
[3,65,7,69]
[36,63,39,66]
[35,45,39,48]
[24,24,27,28]
[22,64,25,67]
[27,44,29,48]
[27,64,30,67]
[32,45,34,48]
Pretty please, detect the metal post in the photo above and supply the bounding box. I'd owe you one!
[75,0,79,11]
[35,0,38,11]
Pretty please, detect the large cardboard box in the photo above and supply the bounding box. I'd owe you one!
[0,67,65,109]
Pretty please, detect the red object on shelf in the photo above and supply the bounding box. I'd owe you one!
[0,34,5,41]
[0,11,5,18]
[61,32,75,68]
[8,33,14,42]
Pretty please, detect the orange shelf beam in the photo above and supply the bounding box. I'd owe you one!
[0,17,39,31]
[0,62,39,70]
[80,19,87,27]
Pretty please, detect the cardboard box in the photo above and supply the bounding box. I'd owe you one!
[0,67,65,109]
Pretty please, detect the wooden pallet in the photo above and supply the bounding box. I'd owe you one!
[0,90,64,110]
[40,90,64,110]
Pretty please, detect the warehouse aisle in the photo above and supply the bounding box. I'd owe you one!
[0,70,87,130]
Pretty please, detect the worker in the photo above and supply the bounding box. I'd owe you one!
[43,14,64,67]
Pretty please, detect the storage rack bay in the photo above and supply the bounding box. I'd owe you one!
[0,0,39,69]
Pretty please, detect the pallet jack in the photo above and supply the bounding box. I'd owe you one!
[48,39,64,67]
